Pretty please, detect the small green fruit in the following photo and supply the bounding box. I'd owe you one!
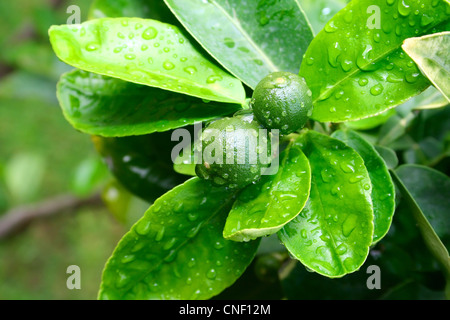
[195,113,272,189]
[252,71,313,135]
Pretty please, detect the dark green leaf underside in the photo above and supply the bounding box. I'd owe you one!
[57,69,241,137]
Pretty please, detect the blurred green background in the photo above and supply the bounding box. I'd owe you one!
[0,0,127,299]
[0,0,448,300]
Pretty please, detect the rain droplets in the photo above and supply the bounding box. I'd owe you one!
[142,26,158,40]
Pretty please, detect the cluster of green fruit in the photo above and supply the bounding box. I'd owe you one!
[195,71,313,188]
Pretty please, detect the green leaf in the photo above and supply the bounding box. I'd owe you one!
[98,177,260,300]
[57,69,241,137]
[278,130,374,277]
[374,145,399,170]
[223,138,311,242]
[345,109,396,131]
[49,17,245,104]
[164,0,314,89]
[402,31,450,102]
[395,165,450,242]
[300,0,348,35]
[392,165,450,296]
[300,0,450,123]
[332,129,395,244]
[89,0,176,22]
[92,132,188,203]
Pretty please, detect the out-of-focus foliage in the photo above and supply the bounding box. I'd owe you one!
[0,0,125,300]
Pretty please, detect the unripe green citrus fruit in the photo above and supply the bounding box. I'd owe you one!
[195,112,272,189]
[251,71,313,135]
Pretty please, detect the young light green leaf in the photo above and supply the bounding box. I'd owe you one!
[345,109,396,131]
[49,17,245,104]
[332,129,395,244]
[164,0,314,89]
[278,130,374,278]
[402,31,450,102]
[300,0,450,122]
[98,177,260,300]
[223,139,311,242]
[57,69,241,137]
[92,132,188,203]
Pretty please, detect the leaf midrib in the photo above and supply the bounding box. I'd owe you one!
[226,142,293,240]
[308,137,346,274]
[209,0,279,73]
[115,183,237,299]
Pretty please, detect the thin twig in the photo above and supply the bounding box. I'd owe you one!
[0,192,104,240]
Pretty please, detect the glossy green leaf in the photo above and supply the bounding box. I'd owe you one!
[49,17,245,104]
[89,0,179,26]
[301,0,348,35]
[345,109,396,131]
[223,138,311,242]
[403,31,450,102]
[300,0,450,123]
[392,165,450,296]
[98,177,260,300]
[332,129,395,244]
[278,130,374,277]
[57,69,241,137]
[92,132,187,203]
[164,0,314,89]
